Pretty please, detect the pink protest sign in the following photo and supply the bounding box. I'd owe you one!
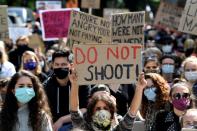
[40,9,72,40]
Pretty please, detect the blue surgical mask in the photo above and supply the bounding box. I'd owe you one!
[24,61,37,70]
[15,87,35,104]
[185,71,197,82]
[144,87,157,102]
[162,64,175,73]
[162,45,172,53]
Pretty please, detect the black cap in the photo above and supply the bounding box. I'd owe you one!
[90,84,110,97]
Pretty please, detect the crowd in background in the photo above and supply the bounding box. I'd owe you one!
[0,11,197,131]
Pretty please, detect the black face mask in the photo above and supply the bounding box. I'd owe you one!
[17,45,28,50]
[54,68,69,79]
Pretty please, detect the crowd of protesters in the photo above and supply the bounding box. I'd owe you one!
[0,10,197,131]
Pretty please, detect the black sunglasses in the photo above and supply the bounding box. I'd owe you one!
[172,93,190,100]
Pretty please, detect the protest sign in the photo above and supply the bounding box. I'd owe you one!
[178,0,197,35]
[40,8,79,41]
[28,34,45,53]
[112,11,145,45]
[36,0,62,10]
[73,43,142,85]
[9,27,32,43]
[0,5,8,39]
[154,2,184,31]
[103,8,129,20]
[81,0,100,9]
[66,10,111,48]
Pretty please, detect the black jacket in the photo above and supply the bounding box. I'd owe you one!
[43,75,90,122]
[155,111,181,131]
[115,84,135,116]
[8,46,34,71]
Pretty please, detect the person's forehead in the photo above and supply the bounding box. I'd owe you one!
[185,61,197,69]
[16,76,32,84]
[24,54,34,59]
[95,100,107,107]
[172,86,189,94]
[54,57,69,63]
[145,61,158,67]
[162,58,175,64]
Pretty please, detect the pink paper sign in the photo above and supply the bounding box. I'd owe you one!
[42,10,71,39]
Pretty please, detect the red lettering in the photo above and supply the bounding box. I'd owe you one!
[87,47,97,64]
[131,45,141,59]
[107,47,119,60]
[121,46,129,60]
[74,47,85,64]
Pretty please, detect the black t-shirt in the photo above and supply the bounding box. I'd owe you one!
[43,76,90,122]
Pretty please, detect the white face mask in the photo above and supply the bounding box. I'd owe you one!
[162,45,172,53]
[92,110,111,129]
[184,71,197,82]
[144,87,157,102]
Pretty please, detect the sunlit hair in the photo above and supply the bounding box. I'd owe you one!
[143,47,162,60]
[16,35,29,45]
[85,94,116,123]
[0,41,8,63]
[0,70,52,131]
[170,82,191,97]
[182,56,197,70]
[141,73,170,118]
[20,51,42,75]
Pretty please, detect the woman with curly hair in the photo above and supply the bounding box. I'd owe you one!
[0,70,52,131]
[139,73,170,131]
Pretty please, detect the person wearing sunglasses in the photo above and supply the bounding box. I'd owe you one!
[155,82,191,131]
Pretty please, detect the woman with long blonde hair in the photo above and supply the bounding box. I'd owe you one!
[20,51,47,82]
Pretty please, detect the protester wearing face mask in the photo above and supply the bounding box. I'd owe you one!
[8,36,34,71]
[182,56,197,89]
[43,49,90,131]
[182,109,197,129]
[0,70,53,131]
[70,72,147,131]
[139,73,170,131]
[155,82,191,131]
[20,51,47,82]
[160,35,174,54]
[160,55,176,85]
[143,57,161,74]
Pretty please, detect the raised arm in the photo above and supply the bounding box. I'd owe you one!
[69,69,79,111]
[129,72,147,116]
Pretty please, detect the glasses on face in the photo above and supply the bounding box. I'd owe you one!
[172,93,190,100]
